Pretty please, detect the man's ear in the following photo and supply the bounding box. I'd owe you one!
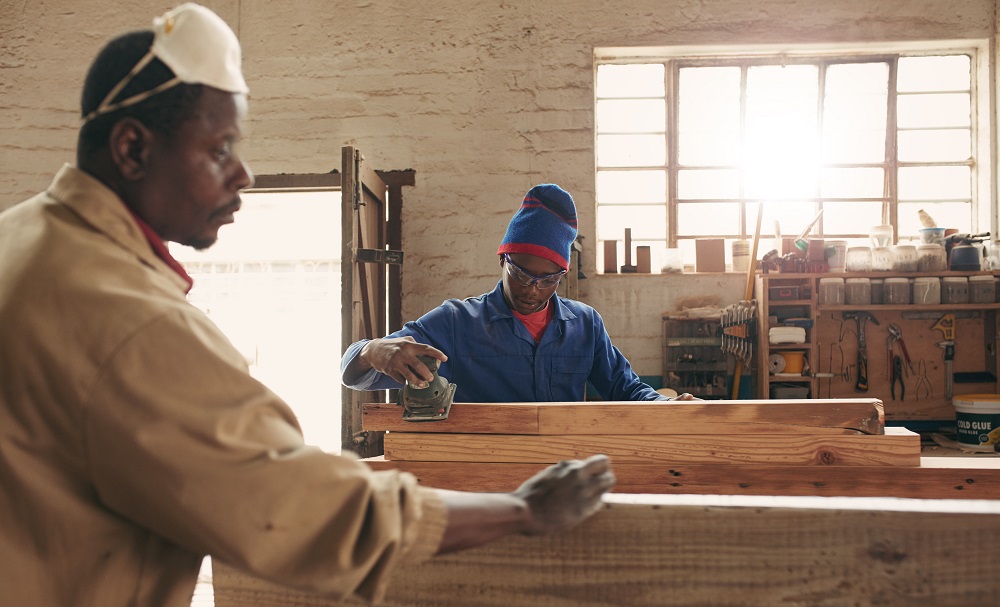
[108,118,153,181]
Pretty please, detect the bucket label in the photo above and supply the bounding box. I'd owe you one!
[955,412,1000,447]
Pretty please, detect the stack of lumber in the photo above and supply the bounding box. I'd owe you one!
[212,400,1000,606]
[360,399,998,500]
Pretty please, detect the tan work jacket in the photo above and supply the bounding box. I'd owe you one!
[0,165,446,605]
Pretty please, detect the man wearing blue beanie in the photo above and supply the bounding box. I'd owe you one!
[341,184,693,403]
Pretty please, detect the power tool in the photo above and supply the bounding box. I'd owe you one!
[398,355,456,422]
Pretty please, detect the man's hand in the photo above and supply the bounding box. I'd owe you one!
[434,454,615,554]
[513,454,616,535]
[359,337,447,387]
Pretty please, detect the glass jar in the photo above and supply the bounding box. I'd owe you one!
[871,247,893,272]
[913,276,941,305]
[884,277,911,305]
[818,277,845,305]
[969,274,996,304]
[891,244,918,272]
[845,278,871,306]
[870,278,884,304]
[942,276,970,304]
[916,244,947,272]
[846,246,872,272]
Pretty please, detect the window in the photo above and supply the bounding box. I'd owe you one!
[595,44,985,271]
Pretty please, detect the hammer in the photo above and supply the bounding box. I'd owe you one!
[843,311,879,392]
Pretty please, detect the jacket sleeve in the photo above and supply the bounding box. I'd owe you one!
[585,308,665,401]
[84,309,447,603]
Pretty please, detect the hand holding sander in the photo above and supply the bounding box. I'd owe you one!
[398,355,456,422]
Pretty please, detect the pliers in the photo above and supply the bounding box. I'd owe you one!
[890,355,905,400]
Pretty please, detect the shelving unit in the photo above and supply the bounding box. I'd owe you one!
[662,316,730,399]
[756,270,1000,421]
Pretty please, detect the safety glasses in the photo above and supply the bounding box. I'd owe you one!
[503,254,566,289]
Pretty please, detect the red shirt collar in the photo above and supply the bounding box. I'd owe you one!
[126,210,194,294]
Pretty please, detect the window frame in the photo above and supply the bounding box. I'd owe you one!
[594,40,993,270]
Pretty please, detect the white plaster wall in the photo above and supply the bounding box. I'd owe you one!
[1,0,995,376]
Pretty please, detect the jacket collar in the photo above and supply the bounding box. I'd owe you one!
[484,280,577,323]
[46,164,192,293]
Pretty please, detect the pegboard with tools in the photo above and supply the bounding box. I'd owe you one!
[756,271,1000,422]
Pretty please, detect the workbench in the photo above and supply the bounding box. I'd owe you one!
[212,399,1000,606]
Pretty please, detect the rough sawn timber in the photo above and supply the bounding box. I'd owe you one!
[362,399,885,435]
[213,494,1000,607]
[382,427,919,466]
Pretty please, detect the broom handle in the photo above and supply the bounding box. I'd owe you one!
[730,204,764,399]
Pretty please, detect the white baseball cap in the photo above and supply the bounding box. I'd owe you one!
[84,3,248,122]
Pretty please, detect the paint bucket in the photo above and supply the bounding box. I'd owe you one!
[952,394,1000,451]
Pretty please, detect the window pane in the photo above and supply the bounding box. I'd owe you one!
[820,201,883,235]
[597,170,666,203]
[822,63,888,163]
[679,67,741,165]
[678,202,740,236]
[596,99,665,133]
[745,65,820,200]
[760,202,822,240]
[596,134,666,167]
[898,166,971,200]
[597,204,666,240]
[596,63,665,98]
[897,93,971,128]
[898,129,971,162]
[677,169,739,199]
[898,202,973,236]
[898,55,971,92]
[821,167,884,198]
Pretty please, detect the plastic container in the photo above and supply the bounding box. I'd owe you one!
[871,247,893,272]
[953,394,1000,451]
[845,246,872,272]
[826,240,848,272]
[818,277,845,305]
[942,276,970,304]
[870,278,884,304]
[884,277,911,305]
[845,278,871,306]
[916,244,947,272]
[891,244,918,272]
[969,274,996,304]
[731,240,750,272]
[919,227,947,245]
[913,276,941,305]
[870,224,894,248]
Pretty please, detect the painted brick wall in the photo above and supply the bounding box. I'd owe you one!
[0,0,994,376]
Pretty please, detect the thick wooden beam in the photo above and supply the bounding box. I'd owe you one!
[213,494,1000,607]
[362,456,1000,500]
[382,427,919,467]
[362,399,884,435]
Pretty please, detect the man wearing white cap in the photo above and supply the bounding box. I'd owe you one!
[0,4,615,605]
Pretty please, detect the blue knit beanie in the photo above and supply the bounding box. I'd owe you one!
[497,184,578,270]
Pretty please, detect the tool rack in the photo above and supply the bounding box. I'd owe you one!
[756,271,1000,421]
[662,315,731,399]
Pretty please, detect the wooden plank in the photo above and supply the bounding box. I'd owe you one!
[382,427,920,467]
[363,456,1000,499]
[362,402,540,433]
[362,399,884,435]
[214,495,1000,607]
[536,399,884,435]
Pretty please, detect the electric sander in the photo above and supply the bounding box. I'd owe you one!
[398,355,456,422]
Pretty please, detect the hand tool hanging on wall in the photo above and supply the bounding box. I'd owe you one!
[932,313,956,400]
[721,300,757,364]
[842,311,879,392]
